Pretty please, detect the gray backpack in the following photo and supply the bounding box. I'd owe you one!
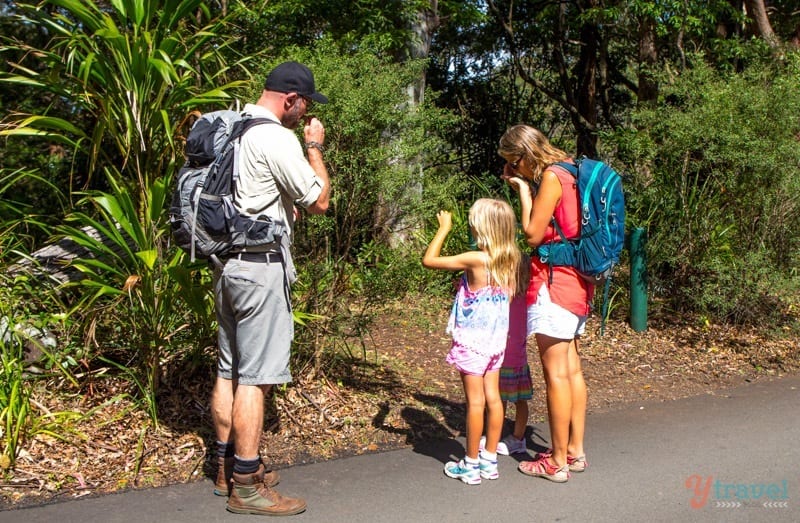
[169,110,284,264]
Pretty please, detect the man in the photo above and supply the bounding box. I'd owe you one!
[210,61,330,516]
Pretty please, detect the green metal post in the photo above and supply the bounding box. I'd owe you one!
[629,227,647,332]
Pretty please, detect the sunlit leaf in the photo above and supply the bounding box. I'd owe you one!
[135,250,158,270]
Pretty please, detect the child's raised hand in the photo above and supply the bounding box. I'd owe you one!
[422,210,454,267]
[436,210,452,230]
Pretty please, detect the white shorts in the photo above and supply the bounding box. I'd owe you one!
[527,284,587,340]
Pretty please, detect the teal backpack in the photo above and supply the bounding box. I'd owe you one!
[536,157,626,332]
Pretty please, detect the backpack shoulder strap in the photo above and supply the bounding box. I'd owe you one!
[547,161,579,242]
[240,116,278,134]
[555,160,578,178]
[230,116,282,209]
[226,117,278,147]
[203,117,279,195]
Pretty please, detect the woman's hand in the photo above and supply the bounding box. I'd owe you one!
[501,170,535,233]
[502,173,531,196]
[502,163,519,179]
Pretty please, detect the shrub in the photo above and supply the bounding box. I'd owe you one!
[607,50,800,325]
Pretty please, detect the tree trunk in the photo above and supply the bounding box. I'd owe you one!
[638,14,658,105]
[573,6,599,157]
[490,0,603,156]
[744,0,780,48]
[376,2,439,247]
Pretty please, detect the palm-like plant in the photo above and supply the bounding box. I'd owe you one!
[3,0,249,193]
[1,0,254,423]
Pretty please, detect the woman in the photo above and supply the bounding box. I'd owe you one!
[499,124,591,483]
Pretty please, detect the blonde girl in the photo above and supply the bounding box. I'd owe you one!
[422,198,522,485]
[499,124,592,483]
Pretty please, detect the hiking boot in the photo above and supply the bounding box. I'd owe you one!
[443,459,481,485]
[214,457,280,496]
[227,465,306,516]
[214,456,234,496]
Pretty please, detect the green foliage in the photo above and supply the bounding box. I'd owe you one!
[0,332,34,469]
[1,0,249,200]
[0,304,83,470]
[56,172,212,425]
[233,0,437,58]
[0,169,65,257]
[0,0,246,423]
[607,49,800,324]
[0,267,84,381]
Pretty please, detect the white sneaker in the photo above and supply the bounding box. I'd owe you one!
[500,434,527,455]
[479,435,526,456]
[479,451,499,480]
[444,459,481,485]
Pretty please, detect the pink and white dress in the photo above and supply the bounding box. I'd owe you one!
[445,272,510,376]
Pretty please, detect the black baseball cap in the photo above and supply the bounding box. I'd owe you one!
[263,61,328,104]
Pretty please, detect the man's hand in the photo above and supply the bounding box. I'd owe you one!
[303,115,331,215]
[304,116,325,146]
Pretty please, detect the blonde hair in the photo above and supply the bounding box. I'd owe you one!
[469,198,522,297]
[498,125,569,184]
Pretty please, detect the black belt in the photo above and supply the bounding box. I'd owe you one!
[223,252,282,263]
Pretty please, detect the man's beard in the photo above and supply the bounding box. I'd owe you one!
[281,103,303,130]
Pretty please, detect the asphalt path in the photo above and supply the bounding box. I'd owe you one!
[2,374,798,523]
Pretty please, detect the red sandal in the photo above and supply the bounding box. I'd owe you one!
[518,456,570,483]
[535,448,588,472]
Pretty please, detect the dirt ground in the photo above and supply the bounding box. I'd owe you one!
[1,296,798,509]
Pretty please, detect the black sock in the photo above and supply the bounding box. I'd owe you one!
[216,440,235,459]
[233,455,261,474]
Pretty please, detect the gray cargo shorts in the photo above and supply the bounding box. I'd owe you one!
[213,256,293,385]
